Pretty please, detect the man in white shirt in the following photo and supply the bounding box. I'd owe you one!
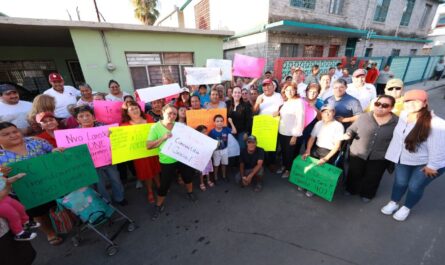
[334,63,343,79]
[43,73,80,119]
[0,84,32,133]
[346,69,377,110]
[253,79,284,115]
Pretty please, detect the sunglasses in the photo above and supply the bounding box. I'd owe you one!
[374,102,391,109]
[386,87,402,91]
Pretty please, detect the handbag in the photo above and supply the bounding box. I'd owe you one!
[49,205,76,234]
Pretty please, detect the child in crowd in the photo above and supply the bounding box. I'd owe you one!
[74,105,127,206]
[93,92,106,101]
[0,173,40,241]
[177,106,187,124]
[196,125,215,191]
[208,115,235,182]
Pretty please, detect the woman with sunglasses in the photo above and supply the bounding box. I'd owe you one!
[369,79,405,116]
[381,90,445,221]
[343,95,399,202]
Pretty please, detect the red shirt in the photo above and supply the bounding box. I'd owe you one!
[120,115,154,126]
[36,131,57,147]
[365,68,379,84]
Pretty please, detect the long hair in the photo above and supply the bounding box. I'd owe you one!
[28,94,56,121]
[121,101,145,123]
[404,107,432,152]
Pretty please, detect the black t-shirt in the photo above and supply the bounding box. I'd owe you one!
[240,147,265,170]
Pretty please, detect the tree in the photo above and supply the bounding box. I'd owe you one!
[131,0,159,25]
[0,12,8,17]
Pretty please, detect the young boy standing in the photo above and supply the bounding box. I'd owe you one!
[208,115,235,182]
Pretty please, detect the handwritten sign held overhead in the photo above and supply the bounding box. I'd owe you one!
[185,67,222,85]
[206,59,232,81]
[55,124,117,168]
[251,115,279,151]
[161,123,218,171]
[93,100,122,124]
[9,145,99,209]
[109,123,159,164]
[186,108,227,131]
[289,155,342,202]
[233,54,266,78]
[136,83,182,103]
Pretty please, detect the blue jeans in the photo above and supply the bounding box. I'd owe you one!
[391,164,444,209]
[96,165,125,203]
[235,131,247,150]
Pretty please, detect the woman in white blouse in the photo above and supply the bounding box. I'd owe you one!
[381,90,445,221]
[276,84,305,178]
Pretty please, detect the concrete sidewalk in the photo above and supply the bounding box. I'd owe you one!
[405,78,445,91]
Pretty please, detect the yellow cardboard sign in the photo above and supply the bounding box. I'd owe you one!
[186,108,227,131]
[109,123,158,164]
[251,115,280,151]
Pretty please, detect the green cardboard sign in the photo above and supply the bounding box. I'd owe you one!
[289,155,342,202]
[9,145,99,209]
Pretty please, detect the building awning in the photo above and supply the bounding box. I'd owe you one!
[265,20,367,37]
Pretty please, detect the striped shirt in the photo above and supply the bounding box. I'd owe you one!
[385,111,445,170]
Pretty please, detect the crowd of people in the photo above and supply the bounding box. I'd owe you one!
[1,61,445,263]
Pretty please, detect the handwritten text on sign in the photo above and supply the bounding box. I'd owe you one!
[206,59,232,81]
[251,115,279,151]
[94,100,145,124]
[9,145,99,209]
[186,108,227,132]
[185,67,222,85]
[109,123,159,164]
[55,124,116,168]
[288,155,342,202]
[161,123,218,171]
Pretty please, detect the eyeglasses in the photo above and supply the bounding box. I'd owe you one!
[386,87,402,91]
[374,102,391,109]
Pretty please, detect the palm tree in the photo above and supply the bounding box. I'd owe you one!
[132,0,159,25]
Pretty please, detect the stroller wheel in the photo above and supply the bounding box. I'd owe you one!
[72,236,81,247]
[127,222,136,232]
[106,245,119,256]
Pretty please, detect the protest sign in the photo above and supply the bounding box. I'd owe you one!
[109,123,159,164]
[233,54,266,78]
[206,59,232,81]
[288,155,342,202]
[186,108,227,131]
[55,124,116,168]
[303,101,317,128]
[227,133,240,157]
[136,83,182,103]
[9,145,99,209]
[161,123,218,171]
[185,67,222,85]
[251,115,279,151]
[93,100,122,124]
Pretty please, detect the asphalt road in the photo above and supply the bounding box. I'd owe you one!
[32,86,445,265]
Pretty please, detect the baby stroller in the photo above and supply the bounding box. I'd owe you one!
[57,187,136,256]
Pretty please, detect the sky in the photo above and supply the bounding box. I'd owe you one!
[0,0,184,24]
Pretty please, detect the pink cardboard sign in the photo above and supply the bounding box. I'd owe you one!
[54,124,117,168]
[303,100,317,128]
[94,100,123,124]
[232,54,266,78]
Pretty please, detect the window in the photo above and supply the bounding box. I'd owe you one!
[328,45,340,57]
[365,48,373,57]
[126,52,194,89]
[329,0,343,15]
[410,49,417,56]
[290,0,316,9]
[437,14,445,27]
[280,44,299,57]
[373,0,391,22]
[303,45,324,57]
[419,4,433,29]
[391,49,401,56]
[400,0,415,26]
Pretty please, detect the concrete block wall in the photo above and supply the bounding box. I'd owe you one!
[354,39,425,57]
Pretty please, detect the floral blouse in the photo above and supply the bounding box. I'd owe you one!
[0,137,53,167]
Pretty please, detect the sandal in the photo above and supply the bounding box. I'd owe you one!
[207,180,214,188]
[199,183,206,191]
[48,236,63,246]
[147,191,155,203]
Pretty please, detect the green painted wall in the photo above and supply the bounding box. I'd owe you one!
[0,46,78,86]
[69,28,224,93]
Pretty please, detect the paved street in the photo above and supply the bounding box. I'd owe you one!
[32,86,445,265]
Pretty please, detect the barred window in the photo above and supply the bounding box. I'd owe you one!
[400,0,415,26]
[290,0,316,10]
[373,0,391,22]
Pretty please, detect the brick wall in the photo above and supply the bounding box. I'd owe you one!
[194,0,211,30]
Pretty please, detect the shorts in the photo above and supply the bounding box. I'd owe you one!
[212,148,229,166]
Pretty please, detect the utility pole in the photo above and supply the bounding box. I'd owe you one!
[93,0,101,22]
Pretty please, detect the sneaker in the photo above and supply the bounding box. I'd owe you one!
[254,183,263,192]
[276,166,285,174]
[222,176,229,183]
[393,206,411,221]
[281,171,290,179]
[305,191,314,197]
[343,191,352,196]
[381,201,399,215]
[361,197,371,203]
[15,231,37,241]
[24,220,40,230]
[297,186,304,192]
[135,180,143,189]
[151,205,165,221]
[187,192,198,202]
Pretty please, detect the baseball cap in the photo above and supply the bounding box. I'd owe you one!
[320,104,335,112]
[0,84,17,94]
[49,73,64,82]
[35,112,56,123]
[181,87,190,93]
[404,89,428,103]
[385,78,404,89]
[352,69,366,78]
[246,135,257,143]
[262,79,273,85]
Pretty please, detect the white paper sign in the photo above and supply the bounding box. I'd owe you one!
[206,59,232,81]
[161,123,218,171]
[185,67,222,85]
[227,134,240,157]
[136,83,182,103]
